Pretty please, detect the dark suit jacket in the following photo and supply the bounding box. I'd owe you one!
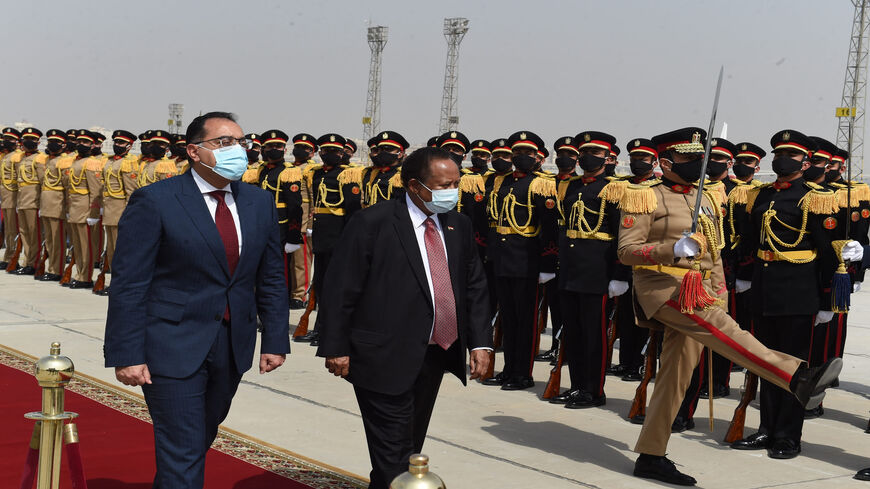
[104,170,290,378]
[316,198,492,395]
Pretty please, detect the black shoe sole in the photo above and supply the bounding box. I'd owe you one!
[633,469,696,486]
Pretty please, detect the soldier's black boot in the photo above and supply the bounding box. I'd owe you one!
[790,358,842,409]
[633,454,696,486]
[856,467,870,481]
[730,432,770,450]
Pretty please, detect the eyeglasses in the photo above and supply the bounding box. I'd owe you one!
[193,136,253,150]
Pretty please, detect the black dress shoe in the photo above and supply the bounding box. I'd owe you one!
[43,273,61,281]
[671,416,695,433]
[6,265,20,273]
[566,391,605,409]
[865,418,870,434]
[549,388,581,404]
[535,348,557,362]
[621,369,643,382]
[482,372,507,386]
[60,281,71,287]
[856,467,870,481]
[630,414,645,424]
[731,432,770,450]
[14,265,35,275]
[699,384,730,399]
[768,438,801,459]
[790,358,842,409]
[634,454,696,486]
[294,330,318,343]
[501,376,535,391]
[606,364,630,376]
[95,288,110,296]
[803,405,824,419]
[69,280,94,289]
[289,299,305,310]
[0,261,8,269]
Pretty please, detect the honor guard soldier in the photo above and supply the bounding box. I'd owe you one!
[288,132,318,309]
[58,130,100,288]
[95,130,138,295]
[170,134,189,174]
[462,139,494,254]
[39,130,70,281]
[12,127,46,275]
[426,136,438,147]
[0,127,22,269]
[119,132,149,200]
[64,129,78,154]
[244,132,262,169]
[604,145,620,177]
[138,130,177,187]
[729,141,766,329]
[86,133,109,273]
[343,139,357,165]
[362,131,409,208]
[339,136,380,219]
[436,130,470,168]
[728,129,841,459]
[482,130,559,391]
[618,127,841,486]
[483,139,515,317]
[91,133,107,157]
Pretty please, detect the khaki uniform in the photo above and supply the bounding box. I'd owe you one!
[175,156,189,175]
[0,150,22,262]
[15,152,47,267]
[616,180,802,457]
[40,154,70,275]
[293,161,317,301]
[60,156,98,283]
[102,154,137,275]
[87,155,108,272]
[121,156,144,201]
[137,157,178,188]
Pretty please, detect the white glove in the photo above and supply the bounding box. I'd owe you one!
[735,279,752,293]
[673,236,700,258]
[306,229,313,237]
[842,240,864,262]
[284,243,301,254]
[608,280,629,298]
[86,218,99,226]
[538,272,555,284]
[814,310,835,325]
[36,210,40,217]
[100,207,104,216]
[854,281,862,293]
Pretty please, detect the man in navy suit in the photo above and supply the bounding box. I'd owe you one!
[104,112,290,488]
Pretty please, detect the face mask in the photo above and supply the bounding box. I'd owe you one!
[205,144,248,181]
[170,145,185,157]
[418,182,459,214]
[732,163,755,179]
[65,142,76,153]
[91,147,102,156]
[264,149,284,162]
[771,157,802,177]
[511,154,537,173]
[471,156,488,170]
[246,149,260,161]
[22,140,38,151]
[77,144,91,157]
[578,153,605,172]
[47,141,64,154]
[802,165,826,182]
[150,146,166,159]
[372,152,398,167]
[555,156,576,171]
[604,164,616,176]
[342,153,351,164]
[291,147,310,161]
[321,152,342,167]
[113,144,128,156]
[629,159,653,176]
[825,169,842,182]
[670,157,704,182]
[706,160,728,177]
[492,157,512,172]
[448,152,463,167]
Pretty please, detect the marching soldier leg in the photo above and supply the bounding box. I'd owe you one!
[42,217,61,276]
[616,286,647,380]
[673,351,705,432]
[16,209,37,268]
[566,293,608,408]
[3,208,17,262]
[104,225,118,272]
[290,244,308,306]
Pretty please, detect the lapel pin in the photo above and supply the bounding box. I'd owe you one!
[447,226,454,231]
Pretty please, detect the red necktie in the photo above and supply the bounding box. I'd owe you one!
[424,218,457,350]
[209,191,239,320]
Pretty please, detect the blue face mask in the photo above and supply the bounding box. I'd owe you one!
[419,182,459,214]
[204,144,248,181]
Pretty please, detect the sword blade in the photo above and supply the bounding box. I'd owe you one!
[691,65,725,234]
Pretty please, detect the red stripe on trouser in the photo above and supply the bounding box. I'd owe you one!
[835,314,845,357]
[302,235,310,292]
[598,295,607,396]
[663,300,792,384]
[527,286,540,377]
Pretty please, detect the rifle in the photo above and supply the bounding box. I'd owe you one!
[93,249,108,292]
[605,297,619,369]
[59,245,75,285]
[531,285,548,363]
[5,233,21,271]
[293,287,316,338]
[629,331,660,422]
[724,372,758,443]
[482,312,500,380]
[542,327,565,399]
[34,240,47,277]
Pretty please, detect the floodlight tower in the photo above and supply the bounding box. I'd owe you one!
[438,17,469,134]
[836,0,870,180]
[168,103,184,135]
[363,26,388,145]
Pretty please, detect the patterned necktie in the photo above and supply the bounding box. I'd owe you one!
[424,217,457,350]
[208,191,240,276]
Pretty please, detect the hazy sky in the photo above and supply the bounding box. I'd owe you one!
[0,0,857,158]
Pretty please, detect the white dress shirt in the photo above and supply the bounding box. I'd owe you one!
[192,168,242,254]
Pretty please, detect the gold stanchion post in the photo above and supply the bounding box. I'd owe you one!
[389,454,446,489]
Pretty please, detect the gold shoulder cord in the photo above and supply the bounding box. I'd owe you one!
[261,174,284,211]
[701,189,726,260]
[759,200,813,264]
[487,174,508,222]
[18,156,39,184]
[69,160,89,194]
[317,175,344,208]
[43,160,64,191]
[363,168,381,207]
[567,188,607,239]
[103,161,125,198]
[498,186,539,237]
[727,190,740,250]
[1,156,17,190]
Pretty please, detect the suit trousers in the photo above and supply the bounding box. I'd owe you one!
[635,301,802,456]
[142,322,242,489]
[68,222,93,282]
[16,209,39,267]
[754,314,812,443]
[495,277,538,379]
[353,344,454,489]
[41,217,64,275]
[616,283,646,370]
[561,291,608,396]
[3,208,17,262]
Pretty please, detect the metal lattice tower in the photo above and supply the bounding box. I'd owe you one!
[438,17,469,134]
[836,1,870,181]
[363,26,388,145]
[168,104,184,135]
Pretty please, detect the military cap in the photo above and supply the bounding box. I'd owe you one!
[263,130,289,146]
[376,130,409,151]
[21,127,42,139]
[93,132,106,143]
[2,127,21,140]
[709,137,737,160]
[149,130,171,145]
[610,146,621,157]
[770,129,816,155]
[112,129,136,144]
[292,133,317,150]
[809,136,838,160]
[492,138,511,154]
[554,136,579,154]
[245,133,261,146]
[65,129,77,139]
[508,131,545,151]
[46,129,67,142]
[538,147,550,158]
[734,142,766,161]
[832,147,849,164]
[575,131,617,152]
[367,136,379,149]
[627,138,657,157]
[652,127,707,154]
[317,133,346,150]
[76,129,95,143]
[345,139,357,153]
[174,135,187,145]
[436,131,470,153]
[470,139,491,154]
[139,131,152,142]
[427,136,438,148]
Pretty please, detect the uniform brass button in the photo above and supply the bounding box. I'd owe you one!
[570,244,574,248]
[764,264,769,268]
[501,238,506,241]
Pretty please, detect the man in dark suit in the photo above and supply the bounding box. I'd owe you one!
[317,146,492,489]
[104,112,290,489]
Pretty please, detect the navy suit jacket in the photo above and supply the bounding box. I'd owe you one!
[104,170,290,378]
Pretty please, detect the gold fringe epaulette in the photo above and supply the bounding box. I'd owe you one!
[459,172,485,195]
[388,171,403,189]
[704,180,728,208]
[55,154,75,170]
[154,158,178,175]
[34,153,48,165]
[727,183,753,205]
[854,181,870,202]
[241,167,260,184]
[831,181,870,206]
[744,184,771,213]
[278,165,303,184]
[529,174,557,198]
[303,163,322,188]
[618,182,658,214]
[9,150,23,164]
[338,165,364,186]
[534,170,555,179]
[599,178,629,203]
[801,183,839,215]
[86,156,107,172]
[119,155,141,173]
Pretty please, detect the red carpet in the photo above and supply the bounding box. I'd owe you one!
[0,347,364,489]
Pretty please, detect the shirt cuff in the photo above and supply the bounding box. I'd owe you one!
[471,347,493,352]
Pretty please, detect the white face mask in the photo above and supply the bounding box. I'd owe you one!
[418,182,459,214]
